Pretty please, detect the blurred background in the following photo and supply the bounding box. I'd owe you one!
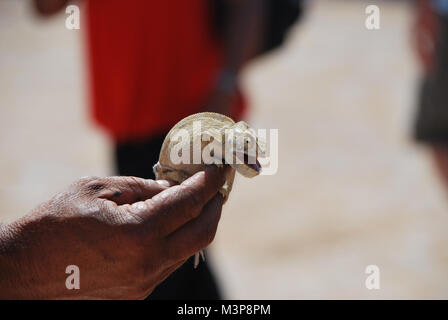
[2,0,448,299]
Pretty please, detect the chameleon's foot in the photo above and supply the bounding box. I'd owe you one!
[218,169,235,204]
[193,250,206,269]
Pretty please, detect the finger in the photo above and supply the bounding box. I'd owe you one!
[135,165,229,236]
[164,194,223,261]
[95,176,172,205]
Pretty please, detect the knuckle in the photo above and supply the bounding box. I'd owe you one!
[127,176,141,189]
[126,176,148,200]
[77,175,98,184]
[81,177,106,194]
[78,175,101,186]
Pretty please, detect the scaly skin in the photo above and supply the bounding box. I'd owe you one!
[153,112,265,202]
[153,112,265,267]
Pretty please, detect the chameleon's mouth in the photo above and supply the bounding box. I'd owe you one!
[235,152,262,173]
[248,160,262,173]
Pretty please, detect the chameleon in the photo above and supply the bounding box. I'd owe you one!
[153,112,266,267]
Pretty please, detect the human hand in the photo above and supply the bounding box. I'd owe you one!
[0,167,227,299]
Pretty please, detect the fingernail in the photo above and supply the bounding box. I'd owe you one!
[156,180,171,187]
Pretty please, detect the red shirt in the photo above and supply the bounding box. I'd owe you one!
[85,0,246,142]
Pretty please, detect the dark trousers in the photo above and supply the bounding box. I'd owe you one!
[115,133,222,300]
[415,14,448,143]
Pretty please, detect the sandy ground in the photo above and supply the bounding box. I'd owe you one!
[2,0,448,299]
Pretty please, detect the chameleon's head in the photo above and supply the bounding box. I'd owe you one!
[226,121,266,178]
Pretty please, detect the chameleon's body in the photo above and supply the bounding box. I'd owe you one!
[153,112,265,267]
[153,112,265,202]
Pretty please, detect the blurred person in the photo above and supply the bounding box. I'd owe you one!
[414,0,448,190]
[33,0,265,299]
[0,168,227,299]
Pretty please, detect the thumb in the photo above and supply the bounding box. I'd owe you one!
[97,176,172,205]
